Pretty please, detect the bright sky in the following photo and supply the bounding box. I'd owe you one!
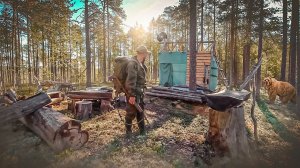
[71,0,179,31]
[122,0,179,30]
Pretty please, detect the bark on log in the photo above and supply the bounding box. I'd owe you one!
[207,105,250,158]
[75,101,92,120]
[150,89,204,99]
[68,94,112,100]
[145,92,203,103]
[20,107,89,152]
[152,86,211,94]
[68,91,112,100]
[0,93,51,124]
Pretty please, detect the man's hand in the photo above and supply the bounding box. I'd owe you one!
[129,96,136,105]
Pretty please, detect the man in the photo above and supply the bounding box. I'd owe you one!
[125,45,149,137]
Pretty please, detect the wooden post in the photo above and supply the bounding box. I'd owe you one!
[207,105,250,158]
[75,101,92,120]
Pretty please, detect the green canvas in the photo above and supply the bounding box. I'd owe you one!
[159,52,187,86]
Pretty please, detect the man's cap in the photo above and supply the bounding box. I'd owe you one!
[136,45,150,54]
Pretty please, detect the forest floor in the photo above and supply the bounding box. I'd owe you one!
[0,88,299,168]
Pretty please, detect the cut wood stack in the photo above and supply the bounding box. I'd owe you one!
[145,86,206,104]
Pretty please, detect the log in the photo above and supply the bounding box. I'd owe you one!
[20,107,89,152]
[68,90,112,100]
[145,92,203,103]
[150,89,205,99]
[152,86,212,93]
[75,101,92,120]
[207,105,250,158]
[0,93,51,124]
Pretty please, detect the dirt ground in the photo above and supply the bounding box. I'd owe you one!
[0,90,300,168]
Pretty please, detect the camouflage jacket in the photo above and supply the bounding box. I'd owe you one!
[125,56,147,97]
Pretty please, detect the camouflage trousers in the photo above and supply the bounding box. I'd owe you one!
[125,94,145,134]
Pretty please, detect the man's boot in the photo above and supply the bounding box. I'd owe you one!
[138,120,145,135]
[125,117,132,138]
[137,115,145,135]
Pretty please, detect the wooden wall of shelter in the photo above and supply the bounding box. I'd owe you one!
[186,51,211,86]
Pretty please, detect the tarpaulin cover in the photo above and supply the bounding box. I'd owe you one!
[159,52,187,86]
[205,89,251,111]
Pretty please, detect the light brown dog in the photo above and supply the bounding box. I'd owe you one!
[263,77,296,104]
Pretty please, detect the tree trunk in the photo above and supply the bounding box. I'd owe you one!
[289,0,298,86]
[107,2,111,77]
[296,0,300,113]
[207,106,250,157]
[256,0,264,99]
[281,0,288,81]
[27,15,32,84]
[102,0,107,83]
[229,0,235,88]
[85,0,92,87]
[189,0,197,91]
[243,0,252,90]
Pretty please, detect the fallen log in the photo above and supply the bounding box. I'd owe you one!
[0,93,51,124]
[20,107,89,152]
[145,92,203,103]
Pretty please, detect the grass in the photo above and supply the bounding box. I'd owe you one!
[257,99,296,142]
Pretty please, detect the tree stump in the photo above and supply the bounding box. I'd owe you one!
[75,101,92,120]
[207,105,250,158]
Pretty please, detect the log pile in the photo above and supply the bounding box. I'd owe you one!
[0,90,89,152]
[145,86,207,104]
